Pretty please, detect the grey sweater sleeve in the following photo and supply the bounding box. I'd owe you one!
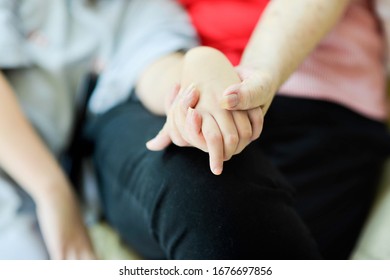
[88,0,199,114]
[0,0,31,68]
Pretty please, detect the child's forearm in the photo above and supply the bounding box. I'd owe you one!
[136,52,184,115]
[135,47,239,116]
[0,72,72,202]
[182,47,240,89]
[241,0,350,88]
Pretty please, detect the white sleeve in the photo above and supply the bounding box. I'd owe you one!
[89,0,199,114]
[0,0,30,68]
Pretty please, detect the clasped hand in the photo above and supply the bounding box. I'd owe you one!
[147,78,264,175]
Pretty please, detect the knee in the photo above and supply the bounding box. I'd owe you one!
[150,171,319,259]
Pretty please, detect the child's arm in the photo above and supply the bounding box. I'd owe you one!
[147,47,263,175]
[136,52,186,116]
[0,72,95,259]
[135,52,203,149]
[221,0,350,111]
[181,47,262,174]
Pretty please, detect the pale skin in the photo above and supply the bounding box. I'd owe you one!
[142,47,263,175]
[146,0,351,174]
[0,72,95,259]
[0,0,350,258]
[220,0,351,112]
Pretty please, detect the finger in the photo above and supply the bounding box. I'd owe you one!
[221,75,272,111]
[171,85,198,140]
[181,85,200,109]
[220,83,241,109]
[202,114,224,175]
[165,83,181,113]
[146,124,172,151]
[178,87,200,136]
[185,107,207,152]
[168,108,190,147]
[213,110,239,161]
[248,107,264,141]
[187,108,202,134]
[232,111,252,155]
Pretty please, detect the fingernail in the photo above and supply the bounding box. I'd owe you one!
[146,137,158,147]
[185,83,195,96]
[221,93,239,109]
[212,166,223,175]
[146,139,154,148]
[184,89,196,106]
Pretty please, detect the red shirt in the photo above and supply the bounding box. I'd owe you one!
[179,0,269,65]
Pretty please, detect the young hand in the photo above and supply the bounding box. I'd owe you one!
[147,47,264,175]
[148,82,263,175]
[36,185,96,260]
[146,83,201,150]
[185,82,264,174]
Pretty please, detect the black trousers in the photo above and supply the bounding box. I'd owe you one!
[86,96,390,259]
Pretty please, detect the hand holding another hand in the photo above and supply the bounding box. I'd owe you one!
[221,66,276,114]
[147,47,267,175]
[147,82,263,175]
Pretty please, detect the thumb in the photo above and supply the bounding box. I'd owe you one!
[221,74,272,111]
[146,124,172,151]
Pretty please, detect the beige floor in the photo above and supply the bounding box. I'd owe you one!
[89,222,140,260]
[351,159,390,259]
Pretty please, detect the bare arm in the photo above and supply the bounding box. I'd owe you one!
[0,72,68,200]
[147,0,351,170]
[147,47,263,175]
[135,52,185,115]
[0,72,95,259]
[222,0,350,111]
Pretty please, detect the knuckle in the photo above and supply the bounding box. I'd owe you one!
[225,133,239,147]
[253,119,263,134]
[249,109,264,136]
[258,113,264,126]
[185,125,196,138]
[251,125,263,141]
[205,130,222,144]
[252,129,262,141]
[240,128,252,140]
[255,122,264,140]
